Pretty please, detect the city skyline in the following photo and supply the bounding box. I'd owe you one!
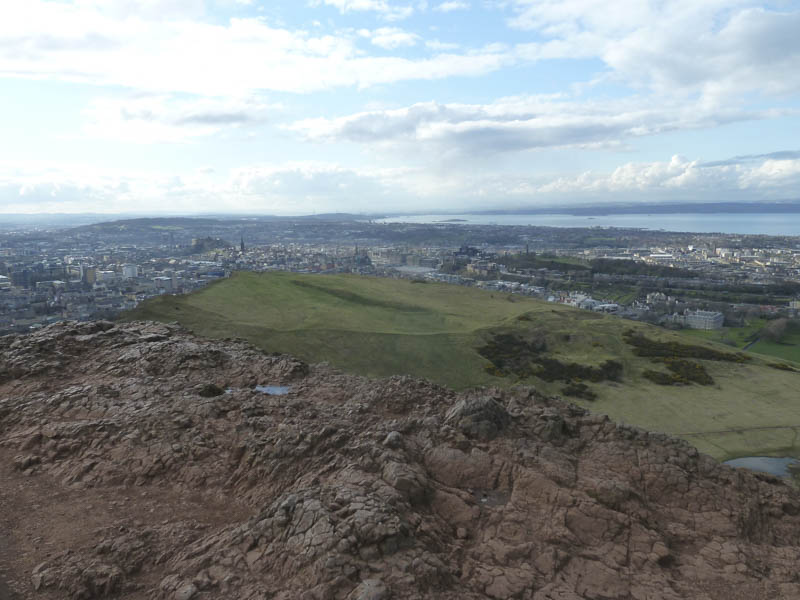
[2,0,800,215]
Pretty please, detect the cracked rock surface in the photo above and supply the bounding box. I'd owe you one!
[1,321,800,599]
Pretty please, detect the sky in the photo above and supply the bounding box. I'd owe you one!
[1,0,800,215]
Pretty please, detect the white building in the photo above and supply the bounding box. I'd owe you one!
[153,276,174,292]
[96,270,116,283]
[122,264,139,279]
[685,310,724,330]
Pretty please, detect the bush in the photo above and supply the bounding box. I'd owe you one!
[662,358,714,385]
[623,331,749,362]
[760,318,789,342]
[478,333,623,383]
[643,359,714,386]
[561,382,598,401]
[769,362,797,372]
[643,369,677,385]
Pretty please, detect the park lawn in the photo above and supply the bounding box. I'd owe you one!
[748,330,800,364]
[125,272,800,461]
[679,318,767,348]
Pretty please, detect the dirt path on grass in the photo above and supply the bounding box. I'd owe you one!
[678,424,800,436]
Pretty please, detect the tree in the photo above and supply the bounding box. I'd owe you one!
[761,318,788,343]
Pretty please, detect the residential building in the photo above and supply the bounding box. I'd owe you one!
[685,310,724,330]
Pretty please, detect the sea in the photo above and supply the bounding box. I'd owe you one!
[374,213,800,236]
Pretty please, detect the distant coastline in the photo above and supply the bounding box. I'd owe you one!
[374,211,800,236]
[489,202,800,217]
[378,201,800,219]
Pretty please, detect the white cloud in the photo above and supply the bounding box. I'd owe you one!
[75,0,206,19]
[0,160,420,214]
[434,1,469,13]
[229,162,418,212]
[0,2,522,95]
[426,39,460,51]
[526,155,800,204]
[505,1,800,100]
[8,1,794,103]
[82,95,278,143]
[288,96,767,156]
[360,27,420,49]
[312,0,415,21]
[3,154,800,214]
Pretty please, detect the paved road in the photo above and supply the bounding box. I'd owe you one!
[742,336,760,351]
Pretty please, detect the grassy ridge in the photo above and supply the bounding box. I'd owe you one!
[124,272,800,461]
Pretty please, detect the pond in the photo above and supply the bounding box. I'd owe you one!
[723,456,800,478]
[254,385,291,396]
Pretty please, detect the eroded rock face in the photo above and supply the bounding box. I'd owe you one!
[1,321,800,599]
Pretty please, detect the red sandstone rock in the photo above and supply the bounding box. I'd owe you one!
[0,321,799,599]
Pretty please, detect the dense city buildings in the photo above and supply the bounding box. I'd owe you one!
[0,215,798,334]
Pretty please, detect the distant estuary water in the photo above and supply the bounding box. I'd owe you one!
[374,213,800,236]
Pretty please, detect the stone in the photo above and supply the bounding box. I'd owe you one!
[445,396,510,441]
[174,583,198,600]
[196,383,224,397]
[383,431,403,448]
[349,578,389,600]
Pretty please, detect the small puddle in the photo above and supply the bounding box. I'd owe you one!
[254,385,291,396]
[472,489,510,508]
[723,456,800,478]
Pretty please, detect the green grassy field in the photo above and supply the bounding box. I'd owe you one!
[679,319,766,348]
[749,331,800,363]
[124,272,800,461]
[680,320,800,364]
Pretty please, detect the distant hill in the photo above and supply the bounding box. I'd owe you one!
[185,236,232,254]
[122,272,800,461]
[69,213,375,234]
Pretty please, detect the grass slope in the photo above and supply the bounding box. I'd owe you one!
[680,320,800,363]
[749,331,800,363]
[124,272,800,461]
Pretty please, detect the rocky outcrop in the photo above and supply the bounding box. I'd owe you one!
[1,321,800,599]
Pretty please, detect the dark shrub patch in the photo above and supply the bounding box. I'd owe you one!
[477,334,545,378]
[478,334,622,383]
[484,365,507,377]
[643,369,677,385]
[623,331,749,362]
[643,359,713,386]
[769,362,797,372]
[562,382,597,401]
[533,358,622,383]
[662,358,714,385]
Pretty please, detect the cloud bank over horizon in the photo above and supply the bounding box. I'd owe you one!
[0,0,799,214]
